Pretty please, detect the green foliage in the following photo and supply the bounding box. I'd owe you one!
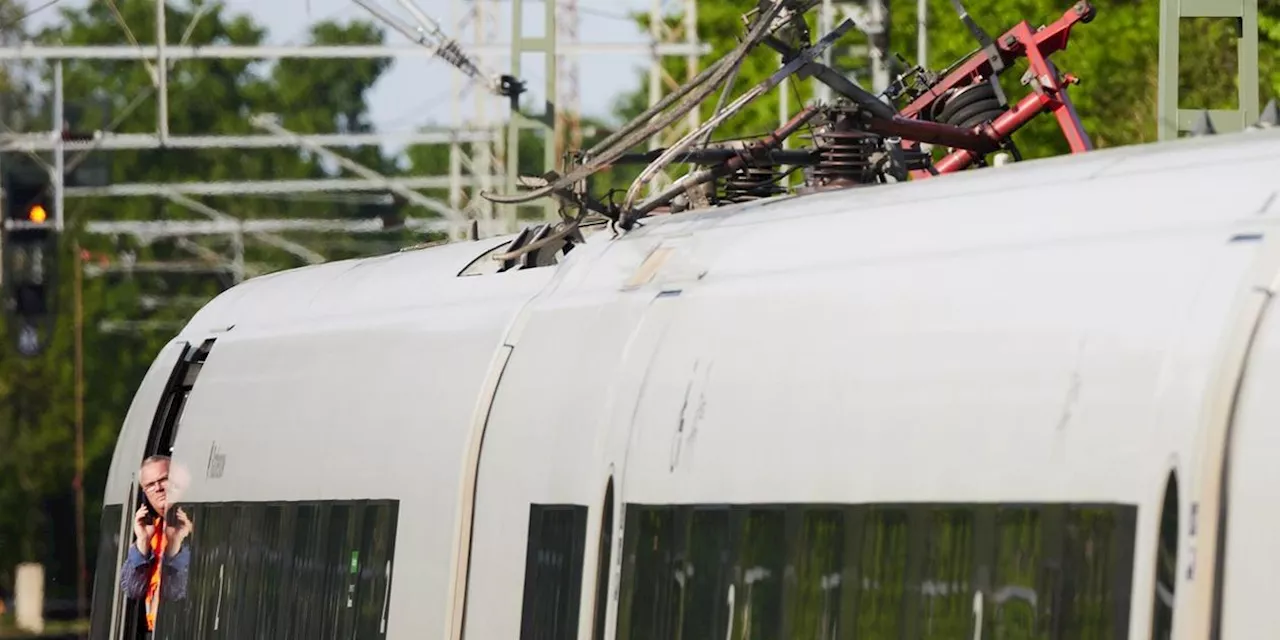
[615,2,821,143]
[0,0,416,601]
[613,0,1280,164]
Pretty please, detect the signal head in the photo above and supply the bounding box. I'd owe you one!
[27,204,47,224]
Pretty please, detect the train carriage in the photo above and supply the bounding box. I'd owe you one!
[89,128,1280,639]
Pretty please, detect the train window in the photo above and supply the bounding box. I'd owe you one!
[202,503,233,638]
[992,507,1045,638]
[855,507,909,638]
[518,504,589,640]
[735,508,786,639]
[613,502,1138,640]
[291,503,325,638]
[679,508,733,640]
[88,505,124,640]
[256,505,286,637]
[1150,473,1178,640]
[354,502,399,638]
[1060,506,1136,639]
[591,482,615,640]
[618,506,678,640]
[144,339,215,459]
[789,509,844,640]
[226,504,263,638]
[919,508,974,639]
[321,503,359,638]
[144,501,399,639]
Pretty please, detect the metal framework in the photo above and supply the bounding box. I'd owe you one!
[65,176,468,197]
[557,0,582,162]
[644,0,702,191]
[0,0,718,337]
[506,0,558,225]
[450,0,505,238]
[0,43,706,60]
[815,0,889,105]
[1158,0,1260,138]
[0,129,492,152]
[0,1,711,242]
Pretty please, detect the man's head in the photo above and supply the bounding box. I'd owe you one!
[139,455,171,515]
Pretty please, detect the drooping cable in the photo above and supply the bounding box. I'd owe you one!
[482,0,794,206]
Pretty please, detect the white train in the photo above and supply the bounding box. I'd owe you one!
[87,127,1280,640]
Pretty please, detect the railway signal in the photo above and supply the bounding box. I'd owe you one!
[2,164,57,356]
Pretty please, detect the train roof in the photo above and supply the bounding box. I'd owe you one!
[176,127,1280,341]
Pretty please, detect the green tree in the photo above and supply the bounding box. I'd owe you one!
[0,0,412,605]
[610,0,1280,168]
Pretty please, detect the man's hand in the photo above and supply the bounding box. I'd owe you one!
[133,505,156,554]
[165,508,194,557]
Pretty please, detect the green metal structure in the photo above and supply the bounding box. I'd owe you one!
[507,0,559,224]
[1158,0,1260,138]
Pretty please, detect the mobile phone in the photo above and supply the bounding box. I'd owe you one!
[137,490,159,520]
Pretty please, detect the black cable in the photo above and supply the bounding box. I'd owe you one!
[0,0,64,31]
[486,0,791,205]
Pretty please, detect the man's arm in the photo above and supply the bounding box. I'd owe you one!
[119,546,153,599]
[161,545,191,601]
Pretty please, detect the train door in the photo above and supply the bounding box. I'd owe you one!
[455,289,682,640]
[87,338,216,640]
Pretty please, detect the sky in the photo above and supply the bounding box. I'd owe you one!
[25,0,662,148]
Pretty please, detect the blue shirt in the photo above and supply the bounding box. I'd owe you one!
[119,543,191,601]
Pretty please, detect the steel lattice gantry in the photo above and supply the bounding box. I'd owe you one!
[1158,0,1260,138]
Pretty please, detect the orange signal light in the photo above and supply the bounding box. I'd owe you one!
[27,204,47,224]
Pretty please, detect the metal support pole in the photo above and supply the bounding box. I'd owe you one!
[231,228,244,284]
[918,0,928,67]
[647,0,663,152]
[0,43,708,60]
[84,217,454,237]
[72,238,85,623]
[779,58,790,149]
[449,0,500,237]
[0,148,4,289]
[869,0,890,94]
[64,176,466,197]
[448,135,463,215]
[452,0,502,237]
[506,0,557,228]
[644,0,703,193]
[818,0,834,103]
[157,0,168,142]
[556,0,581,161]
[53,61,64,232]
[683,0,699,135]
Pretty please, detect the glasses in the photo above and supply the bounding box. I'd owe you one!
[142,475,169,493]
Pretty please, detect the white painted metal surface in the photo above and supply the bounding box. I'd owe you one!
[1205,246,1280,639]
[102,340,188,501]
[95,128,1280,640]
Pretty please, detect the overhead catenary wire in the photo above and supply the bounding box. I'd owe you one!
[61,5,213,181]
[351,0,500,96]
[483,0,794,206]
[0,0,65,31]
[103,0,160,88]
[621,20,852,213]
